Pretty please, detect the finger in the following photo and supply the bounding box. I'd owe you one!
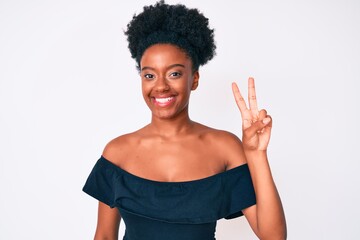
[264,115,272,128]
[232,82,248,115]
[257,110,268,133]
[258,109,267,121]
[243,119,253,129]
[262,115,273,135]
[248,77,259,118]
[245,116,272,137]
[232,82,253,129]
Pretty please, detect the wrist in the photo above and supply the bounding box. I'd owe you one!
[244,149,268,162]
[244,149,267,156]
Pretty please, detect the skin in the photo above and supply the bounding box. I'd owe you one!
[94,43,286,240]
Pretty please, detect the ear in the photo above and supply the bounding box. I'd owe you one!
[191,71,200,90]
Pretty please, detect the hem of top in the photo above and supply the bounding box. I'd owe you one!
[82,186,115,208]
[224,201,257,219]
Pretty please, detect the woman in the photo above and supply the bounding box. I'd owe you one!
[83,1,286,239]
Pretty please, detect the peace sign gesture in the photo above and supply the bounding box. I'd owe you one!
[232,77,272,151]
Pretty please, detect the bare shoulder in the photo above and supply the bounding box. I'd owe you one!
[102,130,141,165]
[196,124,247,169]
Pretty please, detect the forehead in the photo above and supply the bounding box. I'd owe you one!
[140,44,191,68]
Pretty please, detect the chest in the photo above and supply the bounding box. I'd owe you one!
[119,138,226,182]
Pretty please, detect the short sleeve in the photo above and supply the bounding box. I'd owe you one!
[82,158,116,208]
[222,164,256,219]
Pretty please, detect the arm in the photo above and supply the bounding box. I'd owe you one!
[94,201,121,240]
[232,78,287,240]
[242,151,286,240]
[93,141,126,240]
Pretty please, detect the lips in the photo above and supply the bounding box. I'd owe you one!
[152,96,175,107]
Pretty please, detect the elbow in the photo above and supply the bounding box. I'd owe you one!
[259,232,287,240]
[94,232,118,240]
[266,230,287,240]
[258,222,287,240]
[270,230,287,240]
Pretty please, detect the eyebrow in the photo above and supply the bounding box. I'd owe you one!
[141,64,186,71]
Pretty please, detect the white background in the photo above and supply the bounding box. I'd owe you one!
[1,0,359,239]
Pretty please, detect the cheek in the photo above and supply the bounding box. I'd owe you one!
[141,83,149,97]
[141,82,154,103]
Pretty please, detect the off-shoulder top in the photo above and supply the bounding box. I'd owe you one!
[83,156,256,240]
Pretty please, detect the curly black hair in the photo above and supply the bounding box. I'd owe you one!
[125,0,216,71]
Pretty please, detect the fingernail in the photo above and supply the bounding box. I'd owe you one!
[262,118,271,124]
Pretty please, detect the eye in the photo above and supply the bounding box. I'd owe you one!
[169,72,182,78]
[144,73,155,79]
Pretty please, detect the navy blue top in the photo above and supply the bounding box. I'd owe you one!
[83,156,256,240]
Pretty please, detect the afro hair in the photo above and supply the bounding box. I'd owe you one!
[125,0,216,71]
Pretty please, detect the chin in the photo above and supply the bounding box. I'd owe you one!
[149,104,188,120]
[151,108,183,119]
[153,112,177,119]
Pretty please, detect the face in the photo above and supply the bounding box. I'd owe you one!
[140,44,199,120]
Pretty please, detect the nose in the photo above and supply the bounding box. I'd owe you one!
[155,75,170,92]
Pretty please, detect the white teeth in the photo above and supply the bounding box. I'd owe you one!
[155,97,173,103]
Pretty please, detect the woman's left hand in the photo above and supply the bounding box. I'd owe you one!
[232,77,272,151]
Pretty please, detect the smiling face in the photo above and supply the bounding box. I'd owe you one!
[140,44,199,120]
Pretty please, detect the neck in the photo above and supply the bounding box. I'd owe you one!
[148,109,194,137]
